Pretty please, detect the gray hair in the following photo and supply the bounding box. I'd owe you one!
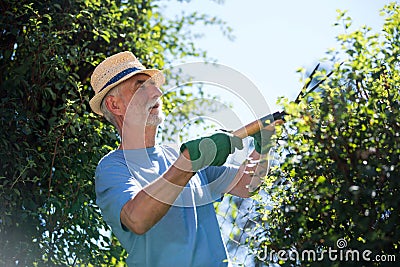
[100,85,121,128]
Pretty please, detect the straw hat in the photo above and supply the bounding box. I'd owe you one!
[89,51,165,115]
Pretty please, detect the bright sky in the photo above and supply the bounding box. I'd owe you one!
[163,0,392,131]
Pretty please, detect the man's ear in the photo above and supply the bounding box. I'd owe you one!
[104,95,125,116]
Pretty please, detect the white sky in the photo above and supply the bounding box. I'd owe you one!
[163,0,393,130]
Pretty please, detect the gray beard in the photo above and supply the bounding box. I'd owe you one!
[146,113,164,126]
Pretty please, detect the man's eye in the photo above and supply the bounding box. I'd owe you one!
[139,80,155,90]
[137,82,147,90]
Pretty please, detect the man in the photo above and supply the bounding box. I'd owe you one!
[89,51,277,266]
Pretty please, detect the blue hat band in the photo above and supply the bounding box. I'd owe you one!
[99,67,143,92]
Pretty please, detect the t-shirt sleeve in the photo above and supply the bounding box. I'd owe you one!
[202,164,240,200]
[95,156,141,232]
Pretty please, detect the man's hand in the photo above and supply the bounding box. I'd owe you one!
[251,129,274,154]
[251,119,283,154]
[180,132,244,171]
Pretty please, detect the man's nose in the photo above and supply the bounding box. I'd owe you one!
[147,82,162,98]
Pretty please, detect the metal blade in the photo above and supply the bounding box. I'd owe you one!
[294,63,320,103]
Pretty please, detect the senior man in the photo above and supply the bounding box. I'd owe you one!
[89,51,276,267]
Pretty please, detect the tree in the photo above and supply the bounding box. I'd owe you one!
[249,2,399,266]
[0,0,230,265]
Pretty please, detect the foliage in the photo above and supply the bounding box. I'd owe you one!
[250,3,399,266]
[0,0,229,265]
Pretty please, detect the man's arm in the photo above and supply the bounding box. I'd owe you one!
[120,132,243,235]
[120,150,194,235]
[226,120,283,198]
[225,149,267,198]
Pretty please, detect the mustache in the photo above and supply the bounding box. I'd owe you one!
[146,99,162,110]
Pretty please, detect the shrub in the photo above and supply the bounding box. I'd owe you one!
[250,3,400,266]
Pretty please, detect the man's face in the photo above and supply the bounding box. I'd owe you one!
[118,73,164,126]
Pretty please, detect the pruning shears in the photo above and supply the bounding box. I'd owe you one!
[232,63,338,138]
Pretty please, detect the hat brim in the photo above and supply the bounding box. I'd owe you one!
[89,69,164,116]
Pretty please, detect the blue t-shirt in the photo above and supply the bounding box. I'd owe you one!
[95,145,239,267]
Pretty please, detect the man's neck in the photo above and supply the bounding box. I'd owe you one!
[119,125,158,150]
